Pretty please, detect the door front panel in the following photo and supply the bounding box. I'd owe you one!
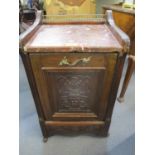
[42,67,105,121]
[30,53,117,121]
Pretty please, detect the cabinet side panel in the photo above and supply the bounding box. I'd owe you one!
[102,53,127,135]
[30,54,53,119]
[20,52,48,138]
[98,53,118,120]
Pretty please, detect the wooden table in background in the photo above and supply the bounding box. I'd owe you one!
[103,4,135,103]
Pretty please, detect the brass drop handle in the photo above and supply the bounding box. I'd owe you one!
[59,56,91,66]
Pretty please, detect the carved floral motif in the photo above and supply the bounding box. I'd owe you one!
[53,73,98,112]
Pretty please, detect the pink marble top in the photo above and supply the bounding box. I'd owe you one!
[25,24,122,52]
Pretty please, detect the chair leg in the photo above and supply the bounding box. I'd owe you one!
[117,55,135,103]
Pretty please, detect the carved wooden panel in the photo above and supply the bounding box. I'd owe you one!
[30,53,117,121]
[55,74,94,112]
[43,68,106,115]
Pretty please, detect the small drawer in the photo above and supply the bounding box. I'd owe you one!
[30,53,117,68]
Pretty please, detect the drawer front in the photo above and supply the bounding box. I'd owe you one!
[30,53,118,121]
[35,53,114,67]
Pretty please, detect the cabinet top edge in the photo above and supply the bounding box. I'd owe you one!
[20,11,130,54]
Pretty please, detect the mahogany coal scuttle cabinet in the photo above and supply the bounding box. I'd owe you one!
[19,10,130,142]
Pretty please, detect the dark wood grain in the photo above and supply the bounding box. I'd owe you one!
[106,10,130,53]
[99,53,127,135]
[19,10,42,47]
[103,5,135,55]
[20,51,49,139]
[19,10,129,140]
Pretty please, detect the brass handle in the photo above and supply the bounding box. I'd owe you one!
[59,56,91,66]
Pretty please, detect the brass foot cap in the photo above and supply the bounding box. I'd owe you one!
[43,137,48,143]
[117,97,125,103]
